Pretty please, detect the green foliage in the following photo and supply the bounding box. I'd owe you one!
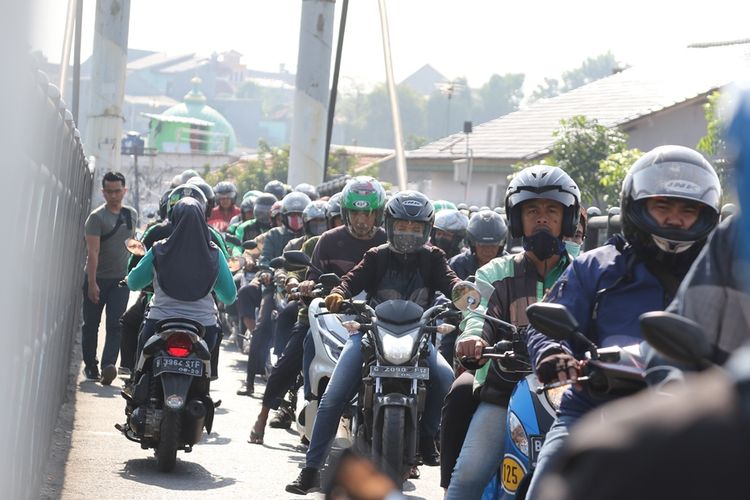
[599,148,643,206]
[529,77,561,103]
[473,73,525,124]
[697,90,731,192]
[529,52,619,103]
[205,140,289,195]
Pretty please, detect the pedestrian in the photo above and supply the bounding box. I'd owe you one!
[82,171,137,385]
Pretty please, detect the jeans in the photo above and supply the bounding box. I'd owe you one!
[305,333,454,469]
[262,321,308,410]
[445,401,507,500]
[246,291,276,382]
[440,371,480,488]
[302,329,315,399]
[81,277,130,368]
[136,318,219,368]
[525,412,578,500]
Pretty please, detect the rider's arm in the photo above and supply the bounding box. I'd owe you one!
[214,252,237,305]
[209,226,230,258]
[127,249,155,290]
[258,229,278,268]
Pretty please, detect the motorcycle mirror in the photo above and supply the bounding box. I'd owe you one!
[284,250,311,267]
[526,303,579,342]
[225,234,242,247]
[452,281,482,311]
[242,239,258,250]
[269,256,286,270]
[125,238,146,256]
[640,311,713,367]
[319,273,342,288]
[227,256,243,273]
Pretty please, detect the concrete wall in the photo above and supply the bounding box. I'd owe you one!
[623,97,708,153]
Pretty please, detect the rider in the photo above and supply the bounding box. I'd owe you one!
[286,190,459,495]
[326,192,344,228]
[430,209,469,260]
[448,209,508,280]
[295,182,320,201]
[208,181,240,232]
[445,165,580,499]
[524,145,721,498]
[126,197,236,370]
[264,179,288,201]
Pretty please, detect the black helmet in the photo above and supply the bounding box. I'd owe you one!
[240,197,255,220]
[253,193,278,226]
[303,200,328,236]
[326,192,343,225]
[167,184,207,219]
[431,209,469,256]
[384,191,434,254]
[505,165,581,239]
[295,182,320,201]
[214,181,237,203]
[467,209,508,250]
[621,145,721,253]
[179,169,200,184]
[281,192,311,233]
[158,189,171,221]
[186,177,215,217]
[264,180,286,200]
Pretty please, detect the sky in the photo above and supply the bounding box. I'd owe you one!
[30,0,750,95]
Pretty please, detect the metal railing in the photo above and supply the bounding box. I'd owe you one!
[1,65,92,499]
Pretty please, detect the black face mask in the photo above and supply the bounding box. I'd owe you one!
[522,229,562,261]
[432,236,454,254]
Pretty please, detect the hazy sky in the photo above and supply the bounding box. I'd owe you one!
[31,0,750,94]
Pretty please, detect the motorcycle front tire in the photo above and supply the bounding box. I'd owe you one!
[380,406,408,487]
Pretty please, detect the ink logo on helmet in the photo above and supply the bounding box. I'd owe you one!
[353,200,370,209]
[664,180,700,195]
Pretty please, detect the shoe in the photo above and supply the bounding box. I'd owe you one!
[285,467,320,495]
[100,364,117,385]
[300,435,309,446]
[269,407,293,429]
[84,365,100,380]
[419,437,440,466]
[236,380,254,396]
[118,366,131,377]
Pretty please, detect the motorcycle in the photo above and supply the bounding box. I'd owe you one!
[116,317,217,472]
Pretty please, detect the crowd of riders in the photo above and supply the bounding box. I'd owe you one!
[108,138,750,498]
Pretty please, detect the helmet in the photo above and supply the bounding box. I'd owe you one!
[167,184,207,219]
[240,197,255,220]
[341,176,387,228]
[493,207,504,215]
[179,169,200,184]
[280,192,312,233]
[431,209,469,256]
[587,206,602,218]
[253,193,278,226]
[721,203,737,221]
[467,209,508,249]
[214,181,237,203]
[295,183,320,201]
[457,202,468,211]
[468,205,479,214]
[432,199,457,212]
[303,200,329,236]
[505,165,581,239]
[270,200,283,224]
[264,180,286,200]
[326,192,343,226]
[621,145,721,253]
[186,177,215,217]
[170,174,183,188]
[243,189,263,201]
[384,191,434,254]
[158,189,171,221]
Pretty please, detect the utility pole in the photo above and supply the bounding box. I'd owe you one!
[84,0,131,177]
[288,0,335,187]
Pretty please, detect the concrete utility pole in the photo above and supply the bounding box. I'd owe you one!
[84,0,130,176]
[288,0,335,187]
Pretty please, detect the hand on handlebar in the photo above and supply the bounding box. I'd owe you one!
[456,337,489,365]
[298,280,315,296]
[258,271,272,285]
[325,292,345,313]
[285,279,299,294]
[537,353,582,389]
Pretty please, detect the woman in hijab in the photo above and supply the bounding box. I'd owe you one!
[128,197,237,357]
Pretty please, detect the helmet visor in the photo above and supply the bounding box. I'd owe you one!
[508,187,578,208]
[630,162,720,213]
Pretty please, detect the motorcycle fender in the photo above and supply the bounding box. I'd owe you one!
[160,373,193,411]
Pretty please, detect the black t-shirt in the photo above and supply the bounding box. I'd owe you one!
[308,226,387,281]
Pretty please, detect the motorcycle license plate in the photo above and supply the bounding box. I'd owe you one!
[153,356,203,377]
[369,365,429,380]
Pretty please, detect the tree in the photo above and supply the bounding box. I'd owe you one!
[697,90,731,192]
[528,52,620,103]
[599,148,643,205]
[205,140,289,194]
[529,77,561,102]
[473,73,524,123]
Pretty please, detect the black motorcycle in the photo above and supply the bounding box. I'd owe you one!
[116,318,217,472]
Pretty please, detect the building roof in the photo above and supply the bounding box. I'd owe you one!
[409,47,750,161]
[125,94,179,107]
[400,64,448,96]
[142,112,214,127]
[127,52,195,72]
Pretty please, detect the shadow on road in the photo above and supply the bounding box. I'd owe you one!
[202,433,231,445]
[118,458,236,490]
[77,379,121,398]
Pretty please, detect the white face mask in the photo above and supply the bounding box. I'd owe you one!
[564,240,581,258]
[651,234,695,254]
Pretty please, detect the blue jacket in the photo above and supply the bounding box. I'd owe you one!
[527,237,673,416]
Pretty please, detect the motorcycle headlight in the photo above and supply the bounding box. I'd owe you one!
[508,411,529,457]
[379,329,418,365]
[545,385,567,411]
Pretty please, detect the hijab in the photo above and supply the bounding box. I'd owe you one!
[153,197,219,301]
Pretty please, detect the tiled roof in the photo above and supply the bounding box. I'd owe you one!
[409,47,750,161]
[128,52,195,72]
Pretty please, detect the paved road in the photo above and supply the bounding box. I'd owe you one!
[43,314,443,500]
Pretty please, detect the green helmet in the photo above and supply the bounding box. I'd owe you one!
[432,199,457,212]
[341,176,386,227]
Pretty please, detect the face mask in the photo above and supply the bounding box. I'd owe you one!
[286,214,304,233]
[308,220,328,236]
[564,240,581,259]
[523,229,562,261]
[432,236,454,254]
[391,228,425,254]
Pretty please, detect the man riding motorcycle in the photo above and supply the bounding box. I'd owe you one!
[524,145,721,499]
[208,181,240,232]
[444,165,581,499]
[286,190,459,495]
[448,209,508,280]
[430,209,469,260]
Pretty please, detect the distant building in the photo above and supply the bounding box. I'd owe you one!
[400,64,448,97]
[382,46,750,206]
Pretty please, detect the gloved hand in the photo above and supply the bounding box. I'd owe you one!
[325,292,345,313]
[536,352,580,385]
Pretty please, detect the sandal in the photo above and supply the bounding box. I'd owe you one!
[248,429,264,445]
